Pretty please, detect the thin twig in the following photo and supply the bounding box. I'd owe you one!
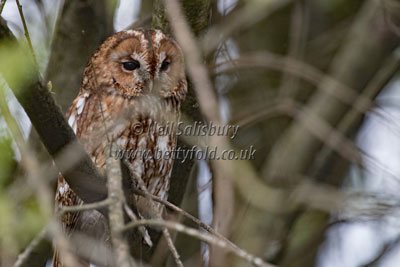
[162,0,236,265]
[310,52,400,177]
[66,230,116,267]
[120,219,277,267]
[124,159,184,267]
[201,0,293,55]
[0,83,76,267]
[214,51,375,114]
[279,0,308,98]
[0,0,7,15]
[132,188,282,267]
[286,99,400,185]
[15,0,39,70]
[162,227,183,267]
[0,104,75,267]
[105,144,134,267]
[124,204,153,247]
[132,188,241,252]
[14,221,116,267]
[49,222,82,267]
[58,198,115,214]
[13,228,48,267]
[162,0,219,123]
[262,0,400,182]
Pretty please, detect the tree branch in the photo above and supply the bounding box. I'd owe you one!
[15,0,38,69]
[0,17,107,208]
[46,0,114,112]
[0,0,7,15]
[106,145,134,267]
[121,219,277,267]
[263,0,400,182]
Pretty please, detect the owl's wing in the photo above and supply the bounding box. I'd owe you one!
[55,176,84,232]
[55,90,91,235]
[66,90,92,137]
[55,90,92,232]
[53,90,93,267]
[53,175,88,267]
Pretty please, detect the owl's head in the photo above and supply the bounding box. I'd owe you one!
[83,29,187,102]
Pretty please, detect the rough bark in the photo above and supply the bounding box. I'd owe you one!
[150,0,210,264]
[45,0,114,113]
[0,18,107,206]
[0,14,109,267]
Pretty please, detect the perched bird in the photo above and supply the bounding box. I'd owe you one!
[53,29,187,266]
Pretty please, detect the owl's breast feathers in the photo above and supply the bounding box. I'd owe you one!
[59,91,179,213]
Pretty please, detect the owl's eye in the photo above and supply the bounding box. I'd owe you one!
[160,60,170,71]
[122,60,140,71]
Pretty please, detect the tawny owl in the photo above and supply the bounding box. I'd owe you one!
[53,29,187,267]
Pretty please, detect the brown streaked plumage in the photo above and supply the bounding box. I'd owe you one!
[53,29,187,267]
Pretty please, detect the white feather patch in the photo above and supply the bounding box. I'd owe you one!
[157,136,169,153]
[116,136,127,148]
[58,183,69,195]
[68,113,75,127]
[58,186,65,195]
[154,30,164,46]
[138,137,147,147]
[76,96,86,115]
[125,29,140,35]
[68,113,77,134]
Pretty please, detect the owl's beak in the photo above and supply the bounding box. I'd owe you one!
[148,80,154,93]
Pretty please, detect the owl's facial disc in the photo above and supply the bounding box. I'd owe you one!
[102,29,186,100]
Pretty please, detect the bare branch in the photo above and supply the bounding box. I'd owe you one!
[123,204,153,247]
[310,51,400,176]
[278,1,308,98]
[132,188,275,266]
[12,229,48,267]
[123,159,184,267]
[0,0,6,15]
[0,0,7,15]
[215,51,375,114]
[263,0,400,182]
[121,219,277,267]
[161,1,235,265]
[106,145,134,267]
[162,0,218,123]
[201,0,293,55]
[58,198,115,214]
[0,17,108,207]
[46,0,114,112]
[162,227,184,267]
[15,0,39,70]
[49,222,82,267]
